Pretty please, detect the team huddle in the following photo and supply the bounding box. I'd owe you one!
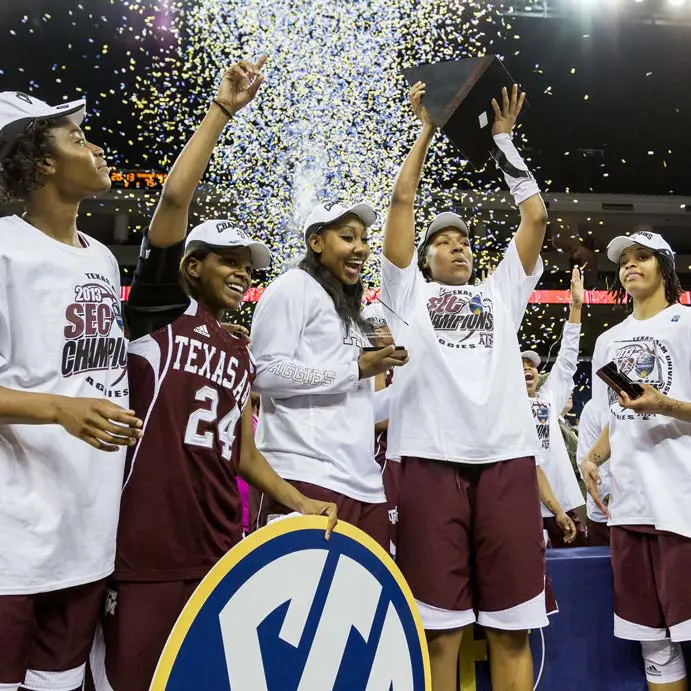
[0,55,689,691]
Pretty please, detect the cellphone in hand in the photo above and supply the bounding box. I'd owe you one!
[596,361,644,400]
[362,345,406,352]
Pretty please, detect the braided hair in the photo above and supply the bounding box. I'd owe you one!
[608,249,683,306]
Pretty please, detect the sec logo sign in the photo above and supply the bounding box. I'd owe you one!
[151,516,431,690]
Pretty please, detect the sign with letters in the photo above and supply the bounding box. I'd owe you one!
[151,516,431,690]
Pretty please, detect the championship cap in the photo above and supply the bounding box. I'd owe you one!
[418,211,469,249]
[0,91,86,161]
[303,201,377,243]
[520,350,541,368]
[606,231,675,265]
[185,220,272,269]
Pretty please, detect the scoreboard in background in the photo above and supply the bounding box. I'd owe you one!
[110,169,168,190]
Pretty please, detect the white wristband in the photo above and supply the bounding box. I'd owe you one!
[492,133,540,206]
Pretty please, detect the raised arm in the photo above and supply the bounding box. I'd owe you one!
[540,267,583,408]
[147,57,267,249]
[491,85,548,275]
[382,82,437,269]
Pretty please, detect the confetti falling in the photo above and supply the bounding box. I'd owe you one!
[2,0,690,393]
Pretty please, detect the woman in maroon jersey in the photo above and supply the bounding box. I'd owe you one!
[92,57,337,691]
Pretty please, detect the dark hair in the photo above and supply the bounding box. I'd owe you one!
[416,236,475,285]
[299,245,368,333]
[0,118,55,203]
[179,243,215,301]
[609,250,683,306]
[417,242,433,281]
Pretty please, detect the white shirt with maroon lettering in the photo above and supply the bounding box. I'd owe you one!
[592,305,691,538]
[0,215,128,594]
[530,322,585,516]
[576,399,610,523]
[380,238,542,464]
[250,269,385,503]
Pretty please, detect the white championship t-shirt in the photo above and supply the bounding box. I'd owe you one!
[530,322,585,516]
[380,238,542,463]
[576,399,610,524]
[0,215,129,595]
[592,304,691,538]
[250,269,385,503]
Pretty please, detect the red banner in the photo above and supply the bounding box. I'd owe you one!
[119,285,691,305]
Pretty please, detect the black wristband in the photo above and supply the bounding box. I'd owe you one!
[212,99,233,120]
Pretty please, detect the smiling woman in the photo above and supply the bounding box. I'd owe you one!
[92,59,339,691]
[0,90,141,691]
[249,199,410,549]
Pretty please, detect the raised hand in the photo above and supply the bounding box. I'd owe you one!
[54,397,143,452]
[570,266,585,307]
[491,83,527,137]
[409,81,436,128]
[215,56,268,115]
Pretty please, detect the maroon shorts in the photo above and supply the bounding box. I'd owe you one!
[251,480,390,552]
[587,518,611,547]
[91,579,200,691]
[611,526,691,642]
[0,579,105,688]
[543,509,587,548]
[396,456,548,631]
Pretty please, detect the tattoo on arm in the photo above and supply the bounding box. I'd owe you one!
[591,452,604,467]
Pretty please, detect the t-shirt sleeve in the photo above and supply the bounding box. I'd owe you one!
[250,272,360,398]
[540,322,581,411]
[124,235,190,341]
[485,238,543,331]
[380,255,422,326]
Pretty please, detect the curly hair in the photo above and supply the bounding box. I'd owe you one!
[608,250,683,307]
[299,246,368,334]
[0,118,55,203]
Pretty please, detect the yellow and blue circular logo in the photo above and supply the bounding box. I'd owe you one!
[151,516,431,690]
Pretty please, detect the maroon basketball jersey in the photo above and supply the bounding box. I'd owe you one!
[115,300,254,581]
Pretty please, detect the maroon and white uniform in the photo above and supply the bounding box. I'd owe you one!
[0,215,128,691]
[592,304,691,643]
[380,239,548,631]
[92,237,253,691]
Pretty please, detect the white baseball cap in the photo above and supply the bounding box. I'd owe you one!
[520,350,541,368]
[606,231,675,265]
[303,200,377,243]
[0,91,86,160]
[419,212,470,249]
[185,220,272,269]
[362,301,386,326]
